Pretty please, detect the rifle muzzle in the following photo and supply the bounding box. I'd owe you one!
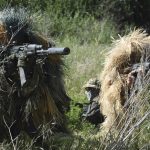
[36,47,70,55]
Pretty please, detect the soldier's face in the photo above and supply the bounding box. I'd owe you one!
[85,90,91,101]
[85,87,96,101]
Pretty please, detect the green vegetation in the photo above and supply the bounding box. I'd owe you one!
[0,0,149,149]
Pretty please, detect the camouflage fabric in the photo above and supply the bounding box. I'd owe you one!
[82,96,104,126]
[0,8,71,142]
[81,78,104,126]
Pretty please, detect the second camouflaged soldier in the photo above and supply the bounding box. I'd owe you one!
[82,78,104,126]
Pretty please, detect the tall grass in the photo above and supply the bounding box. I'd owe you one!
[33,8,118,103]
[34,9,118,43]
[0,4,149,150]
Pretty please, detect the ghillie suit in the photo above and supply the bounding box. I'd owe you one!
[99,29,150,132]
[0,8,70,141]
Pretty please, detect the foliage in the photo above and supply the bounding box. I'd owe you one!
[0,0,149,150]
[1,0,150,31]
[32,9,118,43]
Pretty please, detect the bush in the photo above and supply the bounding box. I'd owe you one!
[1,0,150,31]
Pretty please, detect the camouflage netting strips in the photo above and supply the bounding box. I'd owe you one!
[0,8,71,141]
[100,30,150,129]
[87,29,150,150]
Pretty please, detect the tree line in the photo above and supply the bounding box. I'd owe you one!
[0,0,150,32]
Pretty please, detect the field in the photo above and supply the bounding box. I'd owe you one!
[32,10,150,150]
[0,1,150,149]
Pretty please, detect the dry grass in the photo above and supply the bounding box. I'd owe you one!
[99,29,150,132]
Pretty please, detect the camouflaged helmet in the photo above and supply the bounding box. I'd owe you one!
[83,78,101,89]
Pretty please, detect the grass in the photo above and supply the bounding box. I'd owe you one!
[0,6,149,150]
[60,37,150,150]
[0,41,149,149]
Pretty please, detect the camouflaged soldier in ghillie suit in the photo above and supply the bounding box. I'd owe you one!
[100,29,150,132]
[0,8,71,141]
[81,78,104,126]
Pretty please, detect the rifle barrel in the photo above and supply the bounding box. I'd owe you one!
[36,47,70,55]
